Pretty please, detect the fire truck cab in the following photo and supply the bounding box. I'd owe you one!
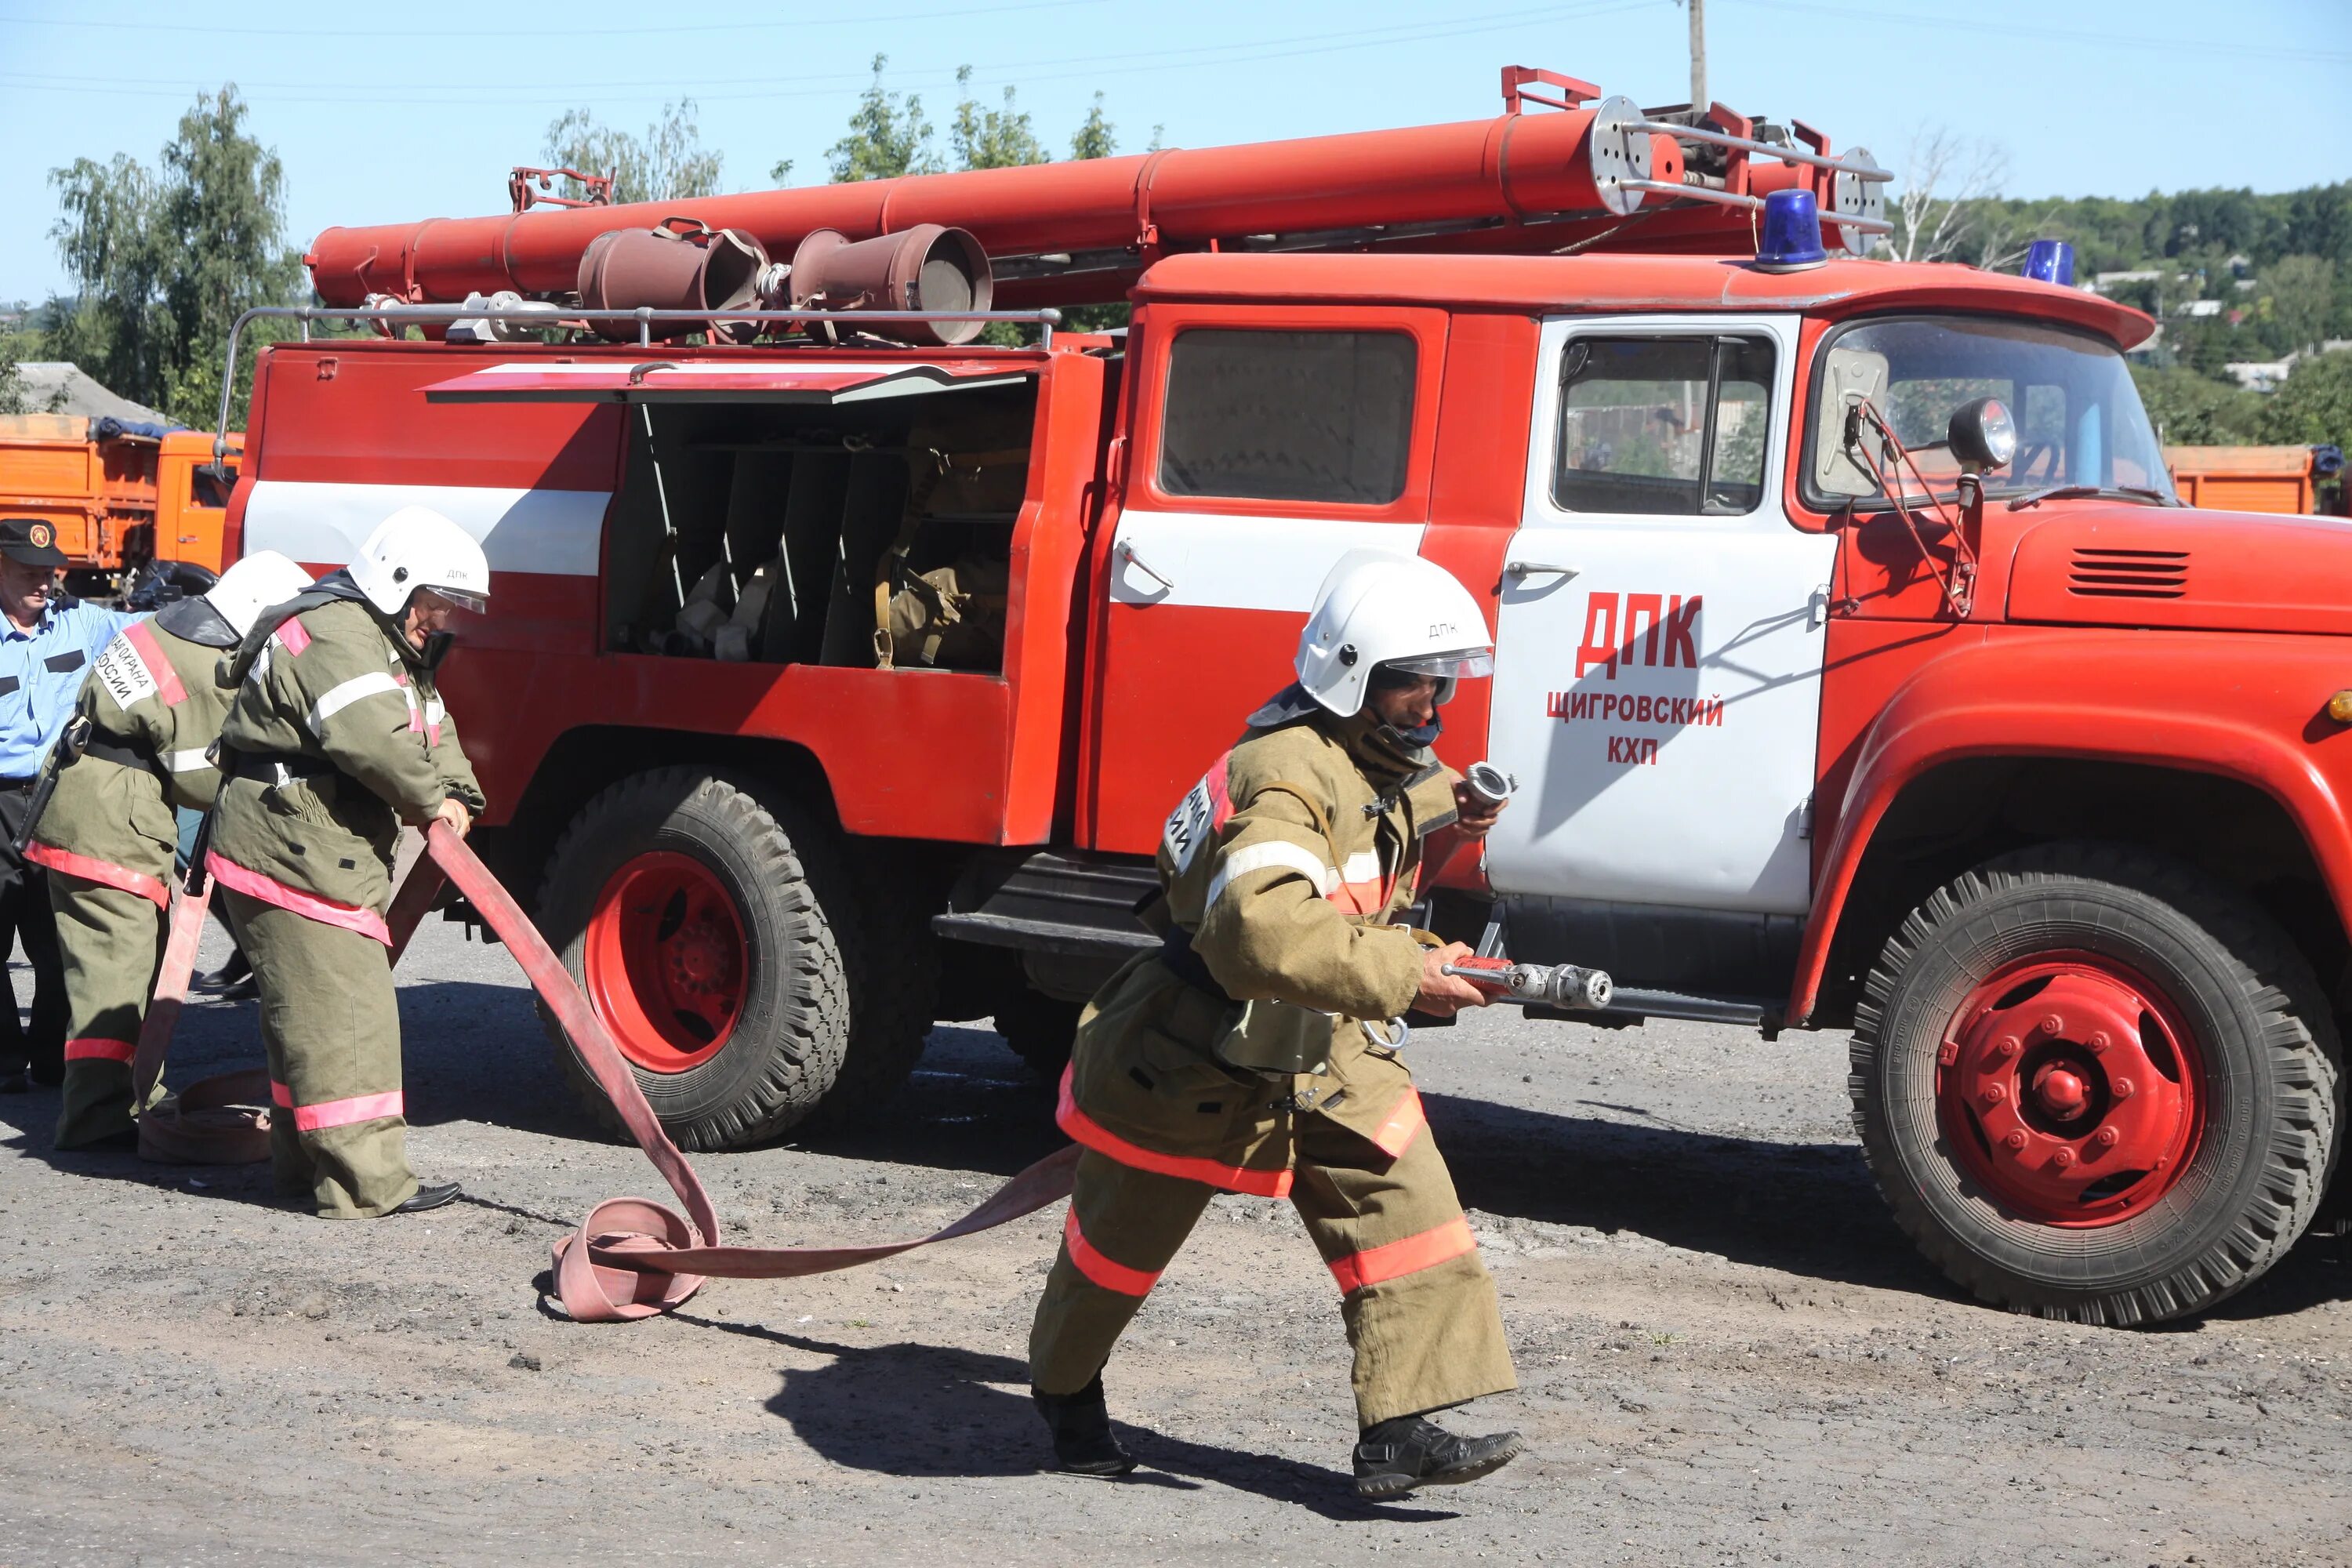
[229,78,2346,1329]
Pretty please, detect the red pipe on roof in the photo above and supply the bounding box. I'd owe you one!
[305,101,1691,307]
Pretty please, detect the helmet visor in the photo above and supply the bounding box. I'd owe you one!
[423,586,488,614]
[1377,648,1494,682]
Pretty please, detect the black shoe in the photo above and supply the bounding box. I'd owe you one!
[1032,1375,1137,1477]
[0,1069,27,1095]
[213,977,258,1003]
[27,1060,62,1088]
[390,1180,462,1215]
[192,952,252,993]
[1352,1416,1524,1499]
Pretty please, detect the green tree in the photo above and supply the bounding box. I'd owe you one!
[49,87,299,428]
[1069,93,1116,162]
[0,320,27,416]
[543,100,722,206]
[2262,255,2336,357]
[949,67,1047,172]
[828,55,938,182]
[2129,363,2263,446]
[2259,350,2352,458]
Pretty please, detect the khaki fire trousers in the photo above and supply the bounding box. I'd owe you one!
[1029,1119,1516,1428]
[223,888,417,1218]
[51,873,170,1149]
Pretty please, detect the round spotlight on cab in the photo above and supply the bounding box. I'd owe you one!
[1949,396,2018,473]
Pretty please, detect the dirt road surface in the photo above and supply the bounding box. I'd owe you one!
[4,915,2350,1566]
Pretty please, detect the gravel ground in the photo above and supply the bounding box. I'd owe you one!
[3,913,2350,1567]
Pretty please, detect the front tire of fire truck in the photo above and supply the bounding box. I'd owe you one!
[535,768,852,1151]
[1850,841,2339,1326]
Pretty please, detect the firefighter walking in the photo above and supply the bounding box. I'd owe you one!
[209,505,488,1218]
[1029,552,1523,1498]
[36,552,313,1149]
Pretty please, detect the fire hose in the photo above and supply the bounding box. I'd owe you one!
[134,822,1602,1319]
[135,821,1079,1319]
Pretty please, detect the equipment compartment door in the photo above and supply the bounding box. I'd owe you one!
[1485,315,1833,916]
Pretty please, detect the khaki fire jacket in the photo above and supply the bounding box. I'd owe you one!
[209,596,484,938]
[1061,697,1462,1196]
[27,612,232,908]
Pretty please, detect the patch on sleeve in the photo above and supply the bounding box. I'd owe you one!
[92,633,157,710]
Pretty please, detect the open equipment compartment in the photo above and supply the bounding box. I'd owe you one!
[604,376,1038,670]
[422,352,1042,674]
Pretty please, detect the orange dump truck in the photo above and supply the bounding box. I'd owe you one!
[0,414,240,591]
[2165,444,2347,516]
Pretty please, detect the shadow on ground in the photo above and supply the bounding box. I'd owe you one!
[697,1321,1464,1523]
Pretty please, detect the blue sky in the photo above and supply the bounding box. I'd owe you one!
[2,0,2346,304]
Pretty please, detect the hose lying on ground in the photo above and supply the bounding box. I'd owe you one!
[168,822,1077,1319]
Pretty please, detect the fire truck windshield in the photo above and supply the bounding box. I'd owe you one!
[1809,314,2176,509]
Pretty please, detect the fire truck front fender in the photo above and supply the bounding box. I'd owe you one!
[1791,630,2352,1027]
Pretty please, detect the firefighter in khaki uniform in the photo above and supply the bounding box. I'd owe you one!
[1029,553,1523,1499]
[209,506,488,1218]
[35,552,314,1149]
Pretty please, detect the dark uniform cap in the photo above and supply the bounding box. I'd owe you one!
[0,519,67,568]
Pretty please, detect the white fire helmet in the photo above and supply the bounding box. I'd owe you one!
[1294,550,1494,717]
[204,550,314,640]
[347,504,491,617]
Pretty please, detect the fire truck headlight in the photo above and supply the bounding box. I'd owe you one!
[2327,691,2352,725]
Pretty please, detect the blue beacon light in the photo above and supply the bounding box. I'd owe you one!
[1752,188,1828,274]
[2024,239,2075,286]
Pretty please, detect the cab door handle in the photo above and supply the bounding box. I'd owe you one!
[1504,558,1580,582]
[1118,539,1176,593]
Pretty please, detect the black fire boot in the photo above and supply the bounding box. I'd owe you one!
[1031,1374,1137,1477]
[1352,1414,1524,1499]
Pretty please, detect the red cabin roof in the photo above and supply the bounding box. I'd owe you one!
[1132,252,2155,349]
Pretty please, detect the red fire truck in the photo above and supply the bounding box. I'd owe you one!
[223,72,2341,1327]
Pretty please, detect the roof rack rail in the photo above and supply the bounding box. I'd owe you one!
[209,303,1065,462]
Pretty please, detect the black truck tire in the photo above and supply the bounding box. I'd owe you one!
[811,878,939,1126]
[535,768,851,1150]
[1851,841,2338,1325]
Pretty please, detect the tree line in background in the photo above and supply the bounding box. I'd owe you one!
[2,72,2345,464]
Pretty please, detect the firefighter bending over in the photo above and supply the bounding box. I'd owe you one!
[1029,551,1522,1499]
[38,551,314,1149]
[210,506,488,1218]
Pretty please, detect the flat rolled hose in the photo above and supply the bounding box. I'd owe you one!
[133,884,271,1164]
[414,822,1079,1322]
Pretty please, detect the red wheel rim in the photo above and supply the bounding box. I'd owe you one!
[584,851,748,1073]
[1937,952,2206,1227]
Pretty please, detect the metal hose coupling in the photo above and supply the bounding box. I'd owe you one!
[1443,956,1614,1011]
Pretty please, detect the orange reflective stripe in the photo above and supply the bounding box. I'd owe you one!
[124,619,187,706]
[1055,1063,1294,1198]
[64,1037,136,1064]
[1062,1208,1161,1297]
[1327,1215,1477,1294]
[25,842,171,910]
[291,1089,403,1132]
[1368,1087,1427,1159]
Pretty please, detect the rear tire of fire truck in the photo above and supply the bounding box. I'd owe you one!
[1851,841,2339,1326]
[535,768,852,1151]
[993,987,1082,1080]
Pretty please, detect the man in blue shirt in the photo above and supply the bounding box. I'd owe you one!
[0,520,136,1094]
